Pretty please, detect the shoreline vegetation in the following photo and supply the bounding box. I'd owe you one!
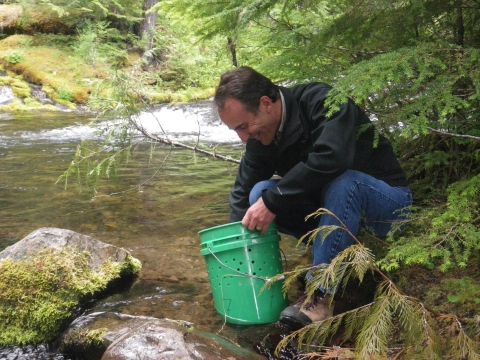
[0,3,226,113]
[0,33,217,113]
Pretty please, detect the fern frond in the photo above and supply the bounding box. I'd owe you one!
[340,245,376,285]
[447,319,480,360]
[342,303,372,343]
[280,311,349,353]
[298,225,343,247]
[355,295,393,358]
[268,265,311,297]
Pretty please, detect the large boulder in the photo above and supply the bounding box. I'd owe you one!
[0,5,23,31]
[0,228,142,346]
[0,227,137,272]
[0,4,82,35]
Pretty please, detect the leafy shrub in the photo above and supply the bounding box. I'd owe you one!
[4,50,24,64]
[57,87,72,102]
[74,20,128,69]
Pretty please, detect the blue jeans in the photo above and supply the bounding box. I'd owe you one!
[249,170,412,293]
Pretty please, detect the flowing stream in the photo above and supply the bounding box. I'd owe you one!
[0,102,306,359]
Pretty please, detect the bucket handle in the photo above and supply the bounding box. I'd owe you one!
[208,248,284,283]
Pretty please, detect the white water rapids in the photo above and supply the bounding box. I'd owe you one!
[0,101,240,147]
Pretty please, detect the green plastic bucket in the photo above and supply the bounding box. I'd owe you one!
[199,221,288,324]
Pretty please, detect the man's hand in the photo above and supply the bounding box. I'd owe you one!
[242,197,276,234]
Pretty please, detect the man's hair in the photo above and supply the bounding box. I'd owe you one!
[214,66,279,115]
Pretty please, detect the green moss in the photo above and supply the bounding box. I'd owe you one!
[0,76,9,86]
[42,83,77,109]
[0,99,59,112]
[11,79,30,98]
[424,276,480,315]
[0,35,103,106]
[0,33,217,110]
[61,327,107,360]
[0,99,26,112]
[0,72,31,98]
[0,70,62,111]
[146,87,215,104]
[0,72,15,86]
[0,247,141,345]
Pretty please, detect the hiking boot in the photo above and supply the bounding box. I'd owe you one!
[279,291,334,329]
[296,270,308,290]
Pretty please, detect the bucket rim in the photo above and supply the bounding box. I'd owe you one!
[199,233,280,256]
[198,221,242,234]
[198,221,277,235]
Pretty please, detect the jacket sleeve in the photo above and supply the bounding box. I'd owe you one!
[262,84,360,214]
[228,140,276,222]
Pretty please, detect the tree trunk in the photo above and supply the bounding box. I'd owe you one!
[456,0,464,47]
[227,37,238,67]
[139,0,159,66]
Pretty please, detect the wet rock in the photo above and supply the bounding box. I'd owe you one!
[0,85,15,105]
[60,312,265,360]
[0,227,138,272]
[0,344,62,360]
[30,84,54,105]
[53,102,74,112]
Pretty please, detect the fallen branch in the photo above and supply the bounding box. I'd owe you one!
[427,127,480,141]
[150,134,240,164]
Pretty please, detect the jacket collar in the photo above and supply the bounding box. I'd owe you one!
[277,86,305,153]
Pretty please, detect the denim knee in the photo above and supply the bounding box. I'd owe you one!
[249,179,279,205]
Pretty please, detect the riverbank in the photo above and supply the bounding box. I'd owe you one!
[0,25,221,113]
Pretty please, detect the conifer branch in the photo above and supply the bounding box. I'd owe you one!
[427,127,480,141]
[275,208,479,359]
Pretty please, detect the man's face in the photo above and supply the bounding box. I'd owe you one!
[219,96,280,145]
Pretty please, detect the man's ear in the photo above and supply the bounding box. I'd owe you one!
[259,95,273,112]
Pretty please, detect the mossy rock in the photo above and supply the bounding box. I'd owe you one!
[3,4,84,35]
[60,312,266,360]
[0,228,142,346]
[0,34,103,106]
[0,5,23,33]
[0,98,60,112]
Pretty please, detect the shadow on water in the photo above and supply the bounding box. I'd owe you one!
[0,109,310,359]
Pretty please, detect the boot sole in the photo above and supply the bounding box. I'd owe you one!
[279,306,312,330]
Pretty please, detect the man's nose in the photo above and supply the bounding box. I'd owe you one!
[235,129,250,142]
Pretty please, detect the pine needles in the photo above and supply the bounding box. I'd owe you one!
[274,209,480,359]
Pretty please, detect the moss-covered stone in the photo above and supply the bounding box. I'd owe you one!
[10,79,31,98]
[7,4,83,35]
[0,247,141,345]
[0,98,59,112]
[0,5,23,31]
[0,71,33,100]
[61,327,107,360]
[146,87,215,104]
[0,34,100,106]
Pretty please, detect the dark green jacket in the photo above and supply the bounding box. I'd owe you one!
[229,82,408,222]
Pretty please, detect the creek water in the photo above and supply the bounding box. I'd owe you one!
[0,102,308,359]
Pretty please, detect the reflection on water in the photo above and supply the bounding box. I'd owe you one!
[0,106,308,357]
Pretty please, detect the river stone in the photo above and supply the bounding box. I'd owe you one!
[0,85,15,105]
[60,312,264,360]
[0,227,131,272]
